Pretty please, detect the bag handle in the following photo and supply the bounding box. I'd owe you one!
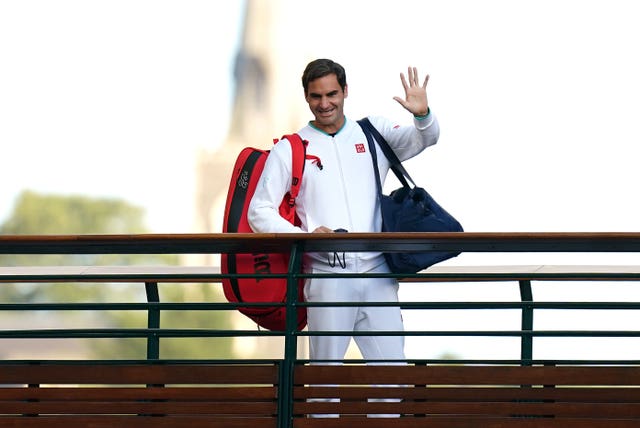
[357,117,415,189]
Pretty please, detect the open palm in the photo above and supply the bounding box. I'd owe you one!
[393,67,429,116]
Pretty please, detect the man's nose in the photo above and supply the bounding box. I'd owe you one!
[319,97,331,108]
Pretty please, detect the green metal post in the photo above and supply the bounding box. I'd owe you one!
[145,281,160,360]
[278,242,303,428]
[519,280,534,365]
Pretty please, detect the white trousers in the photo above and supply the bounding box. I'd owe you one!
[303,263,405,418]
[303,262,405,361]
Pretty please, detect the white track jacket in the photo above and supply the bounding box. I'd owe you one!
[247,114,440,273]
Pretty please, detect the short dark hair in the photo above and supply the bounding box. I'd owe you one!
[301,59,347,95]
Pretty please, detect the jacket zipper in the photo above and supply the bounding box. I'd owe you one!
[331,136,356,271]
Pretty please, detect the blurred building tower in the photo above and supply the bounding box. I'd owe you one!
[195,0,306,251]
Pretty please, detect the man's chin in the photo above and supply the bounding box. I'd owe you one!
[315,112,340,125]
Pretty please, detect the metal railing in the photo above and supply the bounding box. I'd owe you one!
[2,232,640,362]
[2,232,640,425]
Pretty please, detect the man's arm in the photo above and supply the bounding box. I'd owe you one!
[248,138,340,235]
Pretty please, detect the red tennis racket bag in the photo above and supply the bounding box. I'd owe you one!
[221,134,310,330]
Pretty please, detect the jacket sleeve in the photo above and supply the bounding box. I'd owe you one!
[368,111,440,162]
[247,138,304,233]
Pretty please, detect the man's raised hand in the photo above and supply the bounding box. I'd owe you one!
[393,66,430,117]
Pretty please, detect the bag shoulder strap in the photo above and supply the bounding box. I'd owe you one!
[357,117,414,189]
[276,134,308,208]
[358,120,384,198]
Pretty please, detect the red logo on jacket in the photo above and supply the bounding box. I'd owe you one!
[355,143,366,153]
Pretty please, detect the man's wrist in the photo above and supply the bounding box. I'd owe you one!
[413,107,430,120]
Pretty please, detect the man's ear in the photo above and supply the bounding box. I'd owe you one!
[343,84,348,98]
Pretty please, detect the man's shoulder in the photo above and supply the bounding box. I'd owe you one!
[269,135,294,160]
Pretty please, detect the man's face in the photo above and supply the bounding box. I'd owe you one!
[305,73,348,134]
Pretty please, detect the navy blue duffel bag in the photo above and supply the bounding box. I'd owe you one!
[358,117,463,273]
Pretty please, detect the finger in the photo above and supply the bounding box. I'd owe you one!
[407,67,416,86]
[412,67,419,85]
[399,72,409,91]
[422,74,430,89]
[393,96,408,109]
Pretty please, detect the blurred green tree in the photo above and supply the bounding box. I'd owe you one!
[0,190,235,360]
[1,190,148,235]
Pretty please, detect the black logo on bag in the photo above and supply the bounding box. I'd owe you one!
[238,170,250,190]
[253,253,271,281]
